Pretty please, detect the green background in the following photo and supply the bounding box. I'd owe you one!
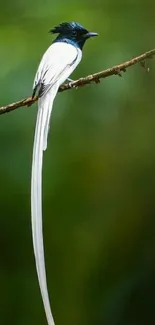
[0,1,155,324]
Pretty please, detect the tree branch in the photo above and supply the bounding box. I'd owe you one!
[0,48,154,115]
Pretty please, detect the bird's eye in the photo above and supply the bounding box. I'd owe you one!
[72,30,77,37]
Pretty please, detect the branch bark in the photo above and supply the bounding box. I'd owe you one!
[0,48,154,115]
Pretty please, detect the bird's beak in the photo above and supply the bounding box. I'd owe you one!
[83,32,98,39]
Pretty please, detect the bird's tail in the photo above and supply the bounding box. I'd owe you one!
[31,84,58,325]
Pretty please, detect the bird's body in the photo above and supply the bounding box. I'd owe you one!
[33,42,82,150]
[31,21,98,325]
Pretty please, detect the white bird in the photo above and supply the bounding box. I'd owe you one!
[31,21,98,325]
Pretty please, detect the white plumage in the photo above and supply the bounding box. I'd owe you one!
[31,42,82,325]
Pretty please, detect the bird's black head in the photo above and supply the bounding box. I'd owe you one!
[50,21,98,49]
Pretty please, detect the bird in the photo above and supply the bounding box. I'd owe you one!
[31,21,98,325]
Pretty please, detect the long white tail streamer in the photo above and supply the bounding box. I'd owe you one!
[31,86,58,325]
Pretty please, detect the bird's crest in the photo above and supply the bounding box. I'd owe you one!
[50,21,88,34]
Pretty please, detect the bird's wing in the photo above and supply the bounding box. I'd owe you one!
[33,42,82,97]
[31,42,82,325]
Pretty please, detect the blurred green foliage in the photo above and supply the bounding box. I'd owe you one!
[0,0,155,324]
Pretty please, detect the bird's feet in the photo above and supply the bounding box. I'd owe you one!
[67,78,74,88]
[67,78,73,82]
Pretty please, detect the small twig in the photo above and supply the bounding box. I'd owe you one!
[0,48,154,115]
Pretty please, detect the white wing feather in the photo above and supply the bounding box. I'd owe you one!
[31,42,82,325]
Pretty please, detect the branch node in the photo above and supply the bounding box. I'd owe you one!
[140,60,150,72]
[115,69,122,77]
[94,78,100,84]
